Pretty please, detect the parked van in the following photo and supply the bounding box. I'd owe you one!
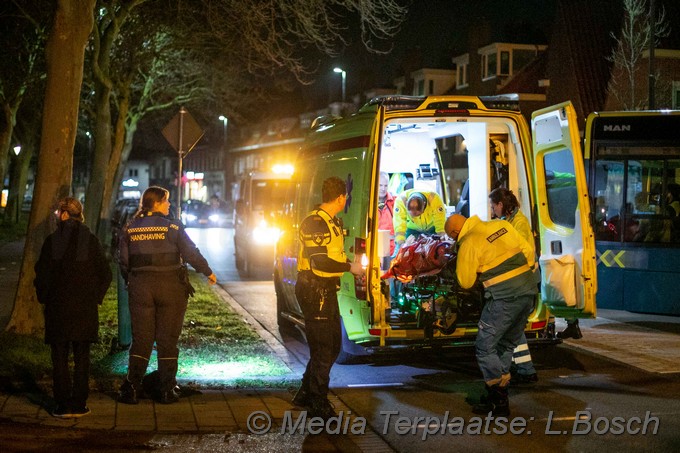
[274,95,597,362]
[233,171,294,277]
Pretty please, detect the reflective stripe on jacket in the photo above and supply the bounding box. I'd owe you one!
[119,212,212,278]
[297,209,348,278]
[393,190,446,243]
[456,216,537,300]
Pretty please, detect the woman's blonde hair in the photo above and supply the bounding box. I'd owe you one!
[58,197,84,222]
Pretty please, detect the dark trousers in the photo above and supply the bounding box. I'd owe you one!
[295,273,342,400]
[302,317,342,399]
[50,341,91,408]
[127,271,188,392]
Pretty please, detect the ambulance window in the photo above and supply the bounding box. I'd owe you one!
[388,173,413,194]
[544,150,577,229]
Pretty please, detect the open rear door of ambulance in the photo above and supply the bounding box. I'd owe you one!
[531,102,597,319]
[366,104,391,344]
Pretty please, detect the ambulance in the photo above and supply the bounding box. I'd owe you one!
[274,95,597,362]
[233,170,293,277]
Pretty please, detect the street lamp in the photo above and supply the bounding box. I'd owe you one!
[218,115,229,203]
[11,145,21,222]
[218,115,228,151]
[333,67,346,103]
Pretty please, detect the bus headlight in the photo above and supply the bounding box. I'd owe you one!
[252,220,282,245]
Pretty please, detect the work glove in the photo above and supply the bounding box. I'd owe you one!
[391,242,402,260]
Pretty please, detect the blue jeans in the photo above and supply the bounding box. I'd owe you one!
[476,294,534,383]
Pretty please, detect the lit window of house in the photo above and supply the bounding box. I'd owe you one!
[478,43,547,81]
[452,54,469,89]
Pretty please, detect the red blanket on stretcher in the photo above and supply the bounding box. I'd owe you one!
[381,235,455,283]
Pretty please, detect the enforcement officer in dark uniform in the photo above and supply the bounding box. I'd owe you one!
[292,176,363,419]
[117,186,216,405]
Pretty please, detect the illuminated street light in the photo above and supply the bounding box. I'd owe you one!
[333,67,347,103]
[218,115,228,151]
[217,115,229,204]
[13,145,21,156]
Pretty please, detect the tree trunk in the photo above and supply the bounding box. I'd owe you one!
[96,92,131,241]
[5,0,95,335]
[84,84,113,232]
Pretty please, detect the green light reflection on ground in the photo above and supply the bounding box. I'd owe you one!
[99,350,291,386]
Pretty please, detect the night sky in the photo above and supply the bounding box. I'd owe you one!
[292,0,558,113]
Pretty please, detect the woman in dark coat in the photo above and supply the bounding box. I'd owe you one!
[34,197,112,418]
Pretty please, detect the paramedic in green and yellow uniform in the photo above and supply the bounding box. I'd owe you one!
[117,186,216,405]
[445,213,537,417]
[293,176,364,419]
[392,189,446,255]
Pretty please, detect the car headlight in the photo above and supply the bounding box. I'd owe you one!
[209,214,220,222]
[252,220,281,245]
[185,214,197,222]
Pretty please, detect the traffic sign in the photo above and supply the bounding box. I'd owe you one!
[162,107,205,156]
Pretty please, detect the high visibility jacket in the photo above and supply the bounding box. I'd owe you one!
[297,209,350,278]
[119,212,212,279]
[456,216,537,300]
[393,190,446,243]
[507,209,534,256]
[378,192,396,254]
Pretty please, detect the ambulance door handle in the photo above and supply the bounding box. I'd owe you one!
[550,240,563,255]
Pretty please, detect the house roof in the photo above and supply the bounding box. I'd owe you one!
[545,0,623,121]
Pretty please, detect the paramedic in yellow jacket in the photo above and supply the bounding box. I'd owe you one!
[293,176,363,420]
[392,190,446,254]
[445,213,537,417]
[489,187,538,385]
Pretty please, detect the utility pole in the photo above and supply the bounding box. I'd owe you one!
[177,107,186,219]
[162,107,205,219]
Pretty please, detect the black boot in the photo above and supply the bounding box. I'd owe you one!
[292,387,312,408]
[472,384,510,416]
[309,397,335,420]
[158,387,180,404]
[511,372,538,385]
[118,379,139,405]
[557,319,583,339]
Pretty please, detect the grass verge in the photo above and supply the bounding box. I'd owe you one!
[0,268,295,393]
[0,216,28,245]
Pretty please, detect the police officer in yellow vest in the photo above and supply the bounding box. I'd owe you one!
[393,189,446,254]
[118,187,216,405]
[293,176,363,419]
[445,213,537,416]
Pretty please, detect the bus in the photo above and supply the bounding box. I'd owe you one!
[585,110,680,315]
